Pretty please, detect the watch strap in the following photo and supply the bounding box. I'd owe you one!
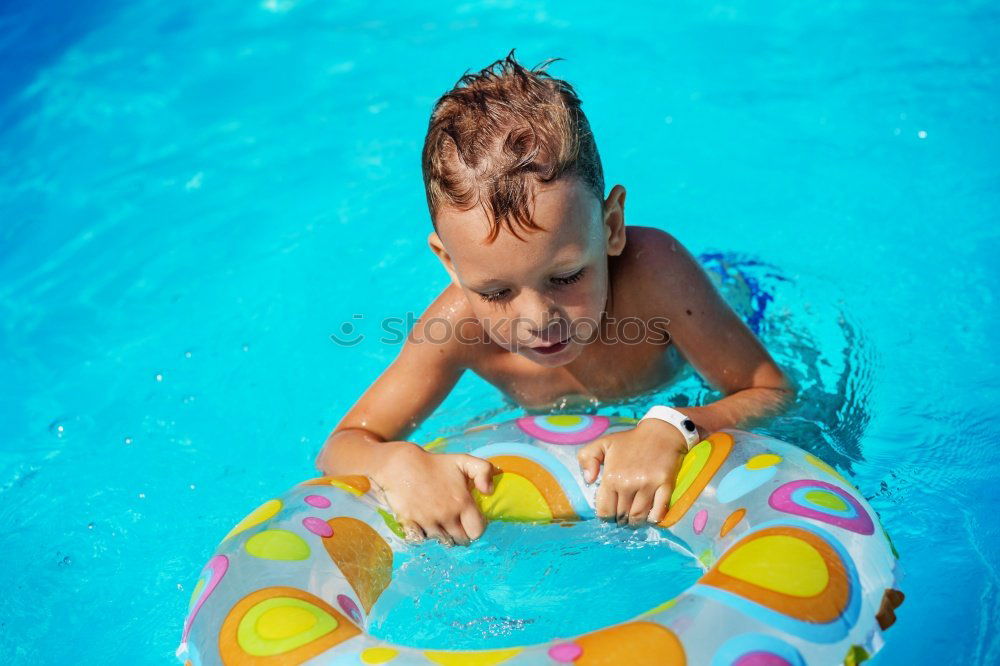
[639,405,700,450]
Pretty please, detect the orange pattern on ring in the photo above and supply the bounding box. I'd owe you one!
[322,517,393,613]
[299,475,371,493]
[719,508,747,537]
[487,455,577,520]
[218,586,360,665]
[575,621,686,665]
[699,525,850,623]
[658,432,733,528]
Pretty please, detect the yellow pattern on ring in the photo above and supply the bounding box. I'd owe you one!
[423,648,523,665]
[545,414,584,427]
[805,489,849,511]
[245,529,311,561]
[236,597,338,657]
[188,578,205,609]
[223,499,282,541]
[473,473,552,522]
[670,440,711,506]
[805,453,851,484]
[360,646,400,664]
[746,453,782,470]
[718,534,829,597]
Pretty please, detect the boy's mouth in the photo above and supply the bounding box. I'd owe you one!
[529,337,571,356]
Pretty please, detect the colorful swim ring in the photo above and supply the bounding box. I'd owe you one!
[177,416,902,665]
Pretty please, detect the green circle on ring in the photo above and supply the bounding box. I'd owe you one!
[804,489,849,511]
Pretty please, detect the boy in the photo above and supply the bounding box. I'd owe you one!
[316,51,792,546]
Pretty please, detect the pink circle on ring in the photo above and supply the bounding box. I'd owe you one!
[768,479,874,535]
[548,642,583,662]
[693,509,708,534]
[302,517,333,537]
[182,554,228,642]
[337,594,363,623]
[304,494,331,508]
[516,415,610,444]
[734,652,793,666]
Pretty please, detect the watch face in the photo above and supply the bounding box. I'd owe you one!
[682,419,696,432]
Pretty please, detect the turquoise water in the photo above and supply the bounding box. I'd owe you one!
[367,522,703,649]
[1,1,998,663]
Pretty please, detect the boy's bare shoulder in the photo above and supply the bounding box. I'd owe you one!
[412,283,494,365]
[617,226,709,315]
[622,226,689,270]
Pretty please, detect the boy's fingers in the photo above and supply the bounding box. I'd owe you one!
[595,485,617,521]
[628,489,654,527]
[647,484,672,524]
[616,488,637,526]
[402,521,425,543]
[576,440,606,484]
[460,455,495,495]
[444,519,470,546]
[425,523,454,547]
[460,504,487,541]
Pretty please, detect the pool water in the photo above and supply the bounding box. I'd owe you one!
[1,0,998,664]
[367,522,703,649]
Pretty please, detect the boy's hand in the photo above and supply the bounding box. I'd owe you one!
[576,420,688,527]
[371,442,495,547]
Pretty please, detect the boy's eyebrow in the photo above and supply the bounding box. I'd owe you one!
[550,259,586,273]
[464,276,509,292]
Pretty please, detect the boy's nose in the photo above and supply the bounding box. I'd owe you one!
[517,292,563,338]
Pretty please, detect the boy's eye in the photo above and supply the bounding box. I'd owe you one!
[478,288,511,303]
[551,268,586,286]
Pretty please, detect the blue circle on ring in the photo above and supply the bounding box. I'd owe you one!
[716,464,777,504]
[789,485,859,519]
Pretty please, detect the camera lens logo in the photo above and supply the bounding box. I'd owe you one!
[330,315,365,347]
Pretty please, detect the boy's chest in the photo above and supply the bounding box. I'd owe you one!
[473,340,684,410]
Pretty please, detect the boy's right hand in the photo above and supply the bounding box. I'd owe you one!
[371,441,495,546]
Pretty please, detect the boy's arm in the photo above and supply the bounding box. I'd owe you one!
[656,235,794,433]
[577,229,793,527]
[316,286,496,545]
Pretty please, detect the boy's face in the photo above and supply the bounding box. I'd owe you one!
[430,176,626,367]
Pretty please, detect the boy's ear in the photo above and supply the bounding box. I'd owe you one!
[603,184,627,256]
[428,231,460,284]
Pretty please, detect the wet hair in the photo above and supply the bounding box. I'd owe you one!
[422,48,605,242]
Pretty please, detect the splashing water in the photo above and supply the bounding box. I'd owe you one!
[367,521,702,649]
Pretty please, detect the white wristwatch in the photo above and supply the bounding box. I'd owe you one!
[639,405,701,450]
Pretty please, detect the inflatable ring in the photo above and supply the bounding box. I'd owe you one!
[177,416,902,665]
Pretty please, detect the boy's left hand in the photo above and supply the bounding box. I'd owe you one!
[576,420,689,527]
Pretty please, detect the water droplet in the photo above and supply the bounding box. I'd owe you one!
[242,344,250,352]
[138,493,146,499]
[87,522,94,530]
[155,373,163,382]
[124,437,133,445]
[184,350,192,359]
[189,484,196,490]
[917,130,927,139]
